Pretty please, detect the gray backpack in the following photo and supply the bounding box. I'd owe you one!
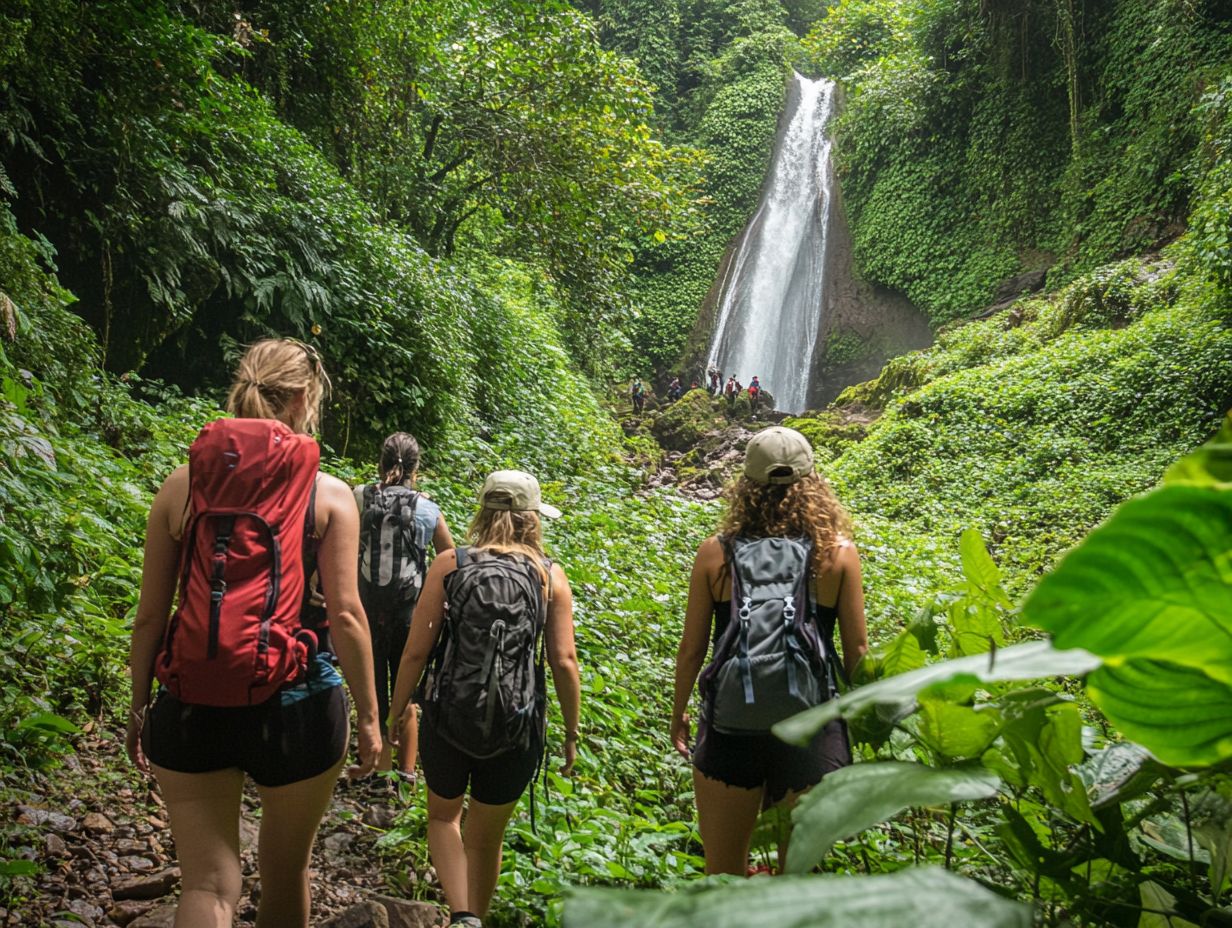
[358,484,426,613]
[418,548,550,758]
[699,536,831,734]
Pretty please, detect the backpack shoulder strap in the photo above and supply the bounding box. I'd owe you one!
[455,545,470,570]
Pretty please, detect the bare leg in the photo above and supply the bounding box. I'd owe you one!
[692,767,764,876]
[772,788,808,872]
[427,789,468,914]
[253,754,345,928]
[398,704,418,777]
[462,798,519,917]
[151,765,245,928]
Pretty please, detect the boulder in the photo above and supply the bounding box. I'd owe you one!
[650,389,724,451]
[372,894,444,928]
[321,901,391,928]
[993,268,1047,303]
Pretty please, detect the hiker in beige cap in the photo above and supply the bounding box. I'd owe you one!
[387,469,577,928]
[670,426,868,877]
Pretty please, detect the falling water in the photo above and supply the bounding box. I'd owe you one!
[707,73,837,414]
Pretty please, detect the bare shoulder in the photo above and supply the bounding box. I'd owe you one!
[550,560,570,588]
[696,534,724,562]
[432,548,459,572]
[833,537,861,572]
[317,472,354,504]
[154,465,190,538]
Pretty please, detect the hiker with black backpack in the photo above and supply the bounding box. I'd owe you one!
[355,432,455,782]
[670,426,868,876]
[387,470,579,928]
[125,339,382,928]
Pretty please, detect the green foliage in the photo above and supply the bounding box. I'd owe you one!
[786,763,1000,872]
[1022,463,1232,766]
[808,0,1232,324]
[566,866,1032,928]
[830,257,1232,580]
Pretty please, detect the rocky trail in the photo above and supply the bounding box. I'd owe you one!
[5,727,443,928]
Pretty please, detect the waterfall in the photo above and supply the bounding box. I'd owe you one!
[706,73,837,414]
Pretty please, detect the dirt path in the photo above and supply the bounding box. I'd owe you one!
[5,726,441,927]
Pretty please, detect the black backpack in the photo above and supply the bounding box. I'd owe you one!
[358,484,427,613]
[418,547,550,758]
[699,536,833,734]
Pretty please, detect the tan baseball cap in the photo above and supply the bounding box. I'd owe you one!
[744,426,815,485]
[479,469,562,519]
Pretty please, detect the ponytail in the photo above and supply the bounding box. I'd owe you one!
[379,432,421,487]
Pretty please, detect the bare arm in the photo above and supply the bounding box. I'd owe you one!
[544,563,579,774]
[834,542,869,679]
[316,475,381,776]
[671,537,720,759]
[126,467,188,772]
[432,514,455,553]
[388,548,455,736]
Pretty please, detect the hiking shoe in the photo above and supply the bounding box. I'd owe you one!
[450,917,482,927]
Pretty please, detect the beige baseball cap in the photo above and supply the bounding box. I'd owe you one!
[479,469,562,519]
[744,426,815,485]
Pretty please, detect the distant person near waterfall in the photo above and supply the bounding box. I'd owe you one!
[724,375,737,407]
[631,378,646,414]
[749,376,761,414]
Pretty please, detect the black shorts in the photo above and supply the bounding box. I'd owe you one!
[142,685,349,787]
[419,716,541,806]
[692,718,851,804]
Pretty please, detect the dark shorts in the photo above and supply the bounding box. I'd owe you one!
[142,685,349,787]
[692,718,851,804]
[366,603,413,736]
[419,716,541,806]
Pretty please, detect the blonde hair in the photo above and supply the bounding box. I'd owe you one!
[719,473,853,574]
[467,496,550,588]
[225,339,331,434]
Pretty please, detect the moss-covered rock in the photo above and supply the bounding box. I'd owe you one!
[650,388,726,451]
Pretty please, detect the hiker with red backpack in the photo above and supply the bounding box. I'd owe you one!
[126,339,381,928]
[387,470,580,928]
[670,426,868,876]
[355,432,454,782]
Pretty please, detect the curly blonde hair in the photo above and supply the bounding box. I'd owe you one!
[719,473,853,573]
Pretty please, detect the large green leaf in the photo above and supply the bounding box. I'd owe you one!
[917,699,1001,760]
[1164,413,1232,490]
[1086,660,1232,766]
[1078,742,1166,810]
[960,528,1011,607]
[1021,486,1232,686]
[564,867,1032,928]
[774,641,1101,746]
[785,762,1000,873]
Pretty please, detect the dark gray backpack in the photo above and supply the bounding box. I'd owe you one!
[419,547,550,758]
[699,536,831,734]
[358,484,426,613]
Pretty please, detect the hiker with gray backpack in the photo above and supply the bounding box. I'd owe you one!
[386,470,580,928]
[355,432,454,781]
[671,426,868,876]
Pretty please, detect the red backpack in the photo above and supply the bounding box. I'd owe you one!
[156,418,321,706]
